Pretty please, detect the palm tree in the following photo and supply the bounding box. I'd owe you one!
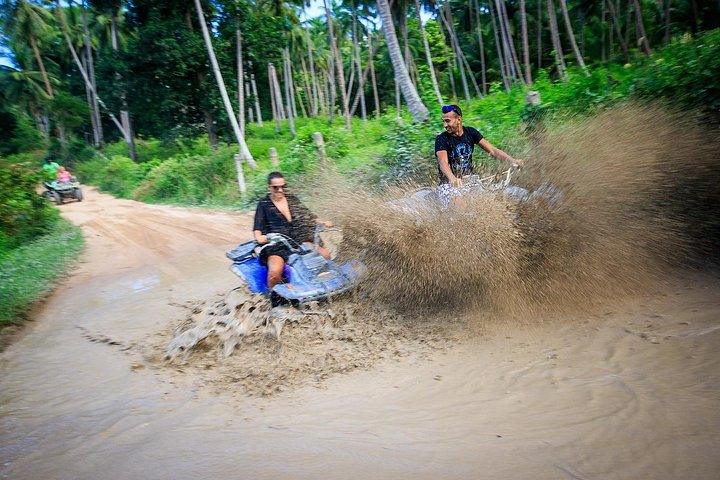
[55,0,130,142]
[376,0,428,122]
[520,0,532,83]
[92,0,137,159]
[10,0,55,99]
[0,66,52,136]
[324,0,351,129]
[192,0,255,193]
[546,0,567,80]
[558,0,588,73]
[414,0,442,105]
[632,0,651,55]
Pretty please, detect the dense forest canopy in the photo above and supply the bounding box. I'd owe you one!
[1,0,719,162]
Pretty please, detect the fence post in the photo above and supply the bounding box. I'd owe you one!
[269,147,279,167]
[313,131,328,165]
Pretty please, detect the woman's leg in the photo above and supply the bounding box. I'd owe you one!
[266,255,286,288]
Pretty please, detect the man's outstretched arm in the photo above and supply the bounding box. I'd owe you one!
[478,138,523,167]
[437,150,462,186]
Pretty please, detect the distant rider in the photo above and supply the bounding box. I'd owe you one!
[56,166,72,183]
[435,104,522,206]
[253,172,331,305]
[42,156,60,182]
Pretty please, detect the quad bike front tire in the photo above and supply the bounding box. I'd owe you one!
[74,188,83,202]
[51,191,62,204]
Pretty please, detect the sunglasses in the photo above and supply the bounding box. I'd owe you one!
[270,184,287,191]
[441,105,462,116]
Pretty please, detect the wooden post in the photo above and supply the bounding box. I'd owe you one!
[313,132,328,165]
[525,91,541,106]
[269,147,279,167]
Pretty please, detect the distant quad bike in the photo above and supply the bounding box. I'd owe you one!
[43,179,83,204]
[226,226,365,305]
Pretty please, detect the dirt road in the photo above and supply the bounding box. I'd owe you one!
[1,188,719,479]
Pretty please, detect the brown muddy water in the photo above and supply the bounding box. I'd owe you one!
[2,105,720,479]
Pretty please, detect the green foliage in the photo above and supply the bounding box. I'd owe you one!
[0,218,83,326]
[56,27,720,211]
[632,30,720,114]
[0,162,59,253]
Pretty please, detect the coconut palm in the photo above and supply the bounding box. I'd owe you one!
[376,0,428,122]
[6,0,55,98]
[192,0,255,193]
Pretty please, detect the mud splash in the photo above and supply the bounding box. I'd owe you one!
[321,104,720,315]
[159,104,719,395]
[151,289,456,396]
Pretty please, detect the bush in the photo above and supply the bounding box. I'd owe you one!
[0,163,59,254]
[0,218,83,326]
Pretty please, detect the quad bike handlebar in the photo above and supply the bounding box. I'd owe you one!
[261,223,337,253]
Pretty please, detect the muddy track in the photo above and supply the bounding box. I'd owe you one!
[1,187,719,480]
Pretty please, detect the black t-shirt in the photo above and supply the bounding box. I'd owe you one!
[253,194,317,244]
[434,126,484,183]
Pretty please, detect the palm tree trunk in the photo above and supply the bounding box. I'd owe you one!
[367,32,381,119]
[605,0,629,56]
[268,63,281,131]
[446,3,481,96]
[547,0,567,80]
[608,0,614,56]
[632,0,652,55]
[663,0,672,43]
[624,0,632,48]
[537,0,543,68]
[558,0,588,72]
[236,27,245,135]
[324,0,351,130]
[345,66,355,103]
[492,0,515,82]
[193,0,256,194]
[436,16,458,99]
[441,4,471,100]
[601,0,607,62]
[349,40,378,115]
[307,41,320,116]
[351,9,367,121]
[377,0,429,122]
[111,12,136,161]
[282,49,296,137]
[415,0,443,104]
[295,81,308,118]
[300,56,315,116]
[55,1,127,142]
[30,37,53,98]
[81,55,99,147]
[81,2,103,146]
[327,56,336,122]
[520,0,532,83]
[250,69,263,125]
[499,0,523,82]
[488,0,510,91]
[472,0,488,95]
[271,63,286,120]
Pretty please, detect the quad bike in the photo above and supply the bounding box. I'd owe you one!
[43,179,83,204]
[226,226,365,305]
[388,166,559,214]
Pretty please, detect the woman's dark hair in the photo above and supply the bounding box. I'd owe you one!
[267,171,284,184]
